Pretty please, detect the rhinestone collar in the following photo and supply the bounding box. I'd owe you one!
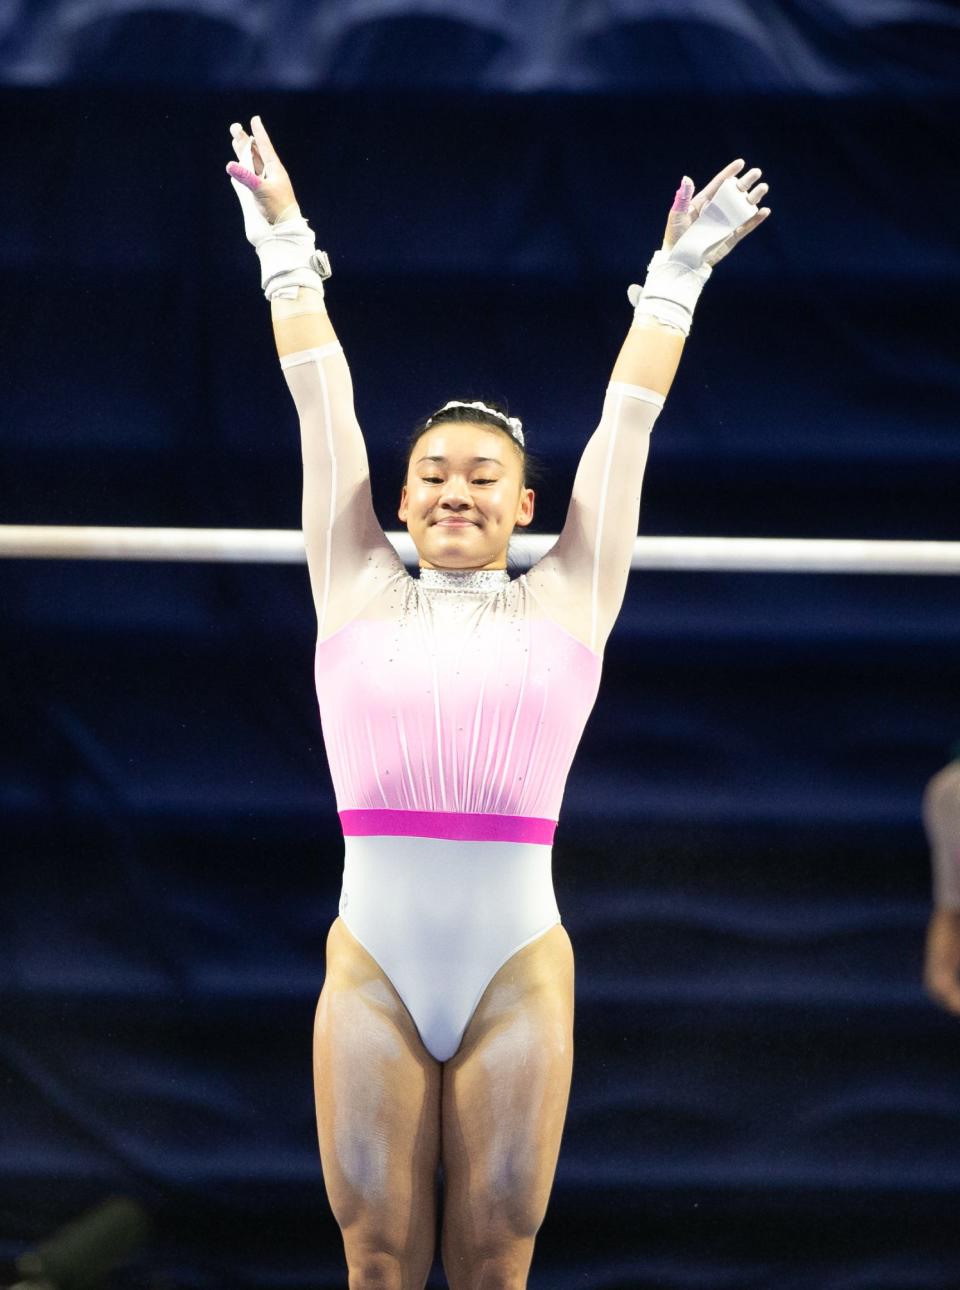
[417,567,510,594]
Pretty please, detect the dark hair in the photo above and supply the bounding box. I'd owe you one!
[403,397,543,492]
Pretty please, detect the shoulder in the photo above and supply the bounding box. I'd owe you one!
[317,560,413,642]
[515,571,602,657]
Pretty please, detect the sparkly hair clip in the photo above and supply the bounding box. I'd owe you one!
[425,400,524,446]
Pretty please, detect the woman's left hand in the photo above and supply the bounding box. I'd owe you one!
[663,158,770,263]
[226,115,299,226]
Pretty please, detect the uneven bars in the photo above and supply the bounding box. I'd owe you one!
[0,526,958,575]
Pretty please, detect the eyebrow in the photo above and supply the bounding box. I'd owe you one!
[415,455,504,466]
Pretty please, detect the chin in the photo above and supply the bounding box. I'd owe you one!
[425,533,495,567]
[431,547,486,568]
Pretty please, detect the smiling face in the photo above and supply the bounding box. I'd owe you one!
[398,422,535,569]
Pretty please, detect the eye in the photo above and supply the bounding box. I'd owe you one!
[472,478,496,485]
[421,476,444,484]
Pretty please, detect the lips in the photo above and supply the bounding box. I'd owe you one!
[434,518,476,527]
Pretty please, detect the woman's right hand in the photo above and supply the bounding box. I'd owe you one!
[662,158,770,263]
[226,115,299,226]
[924,908,960,1016]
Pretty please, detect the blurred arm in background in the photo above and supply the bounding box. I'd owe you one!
[922,758,960,1016]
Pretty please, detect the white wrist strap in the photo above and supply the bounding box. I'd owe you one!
[627,176,756,336]
[251,210,320,293]
[628,254,711,335]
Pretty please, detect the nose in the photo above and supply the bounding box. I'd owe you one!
[438,477,471,510]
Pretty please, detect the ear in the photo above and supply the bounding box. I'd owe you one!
[514,487,535,528]
[398,483,408,522]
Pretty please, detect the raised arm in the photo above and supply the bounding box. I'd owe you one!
[526,161,769,654]
[227,117,402,639]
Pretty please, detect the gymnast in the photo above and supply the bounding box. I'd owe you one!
[922,747,960,1016]
[226,115,769,1289]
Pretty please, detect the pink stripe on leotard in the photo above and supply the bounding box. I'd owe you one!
[340,808,556,845]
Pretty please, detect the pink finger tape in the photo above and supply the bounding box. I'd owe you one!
[671,176,693,213]
[227,162,261,190]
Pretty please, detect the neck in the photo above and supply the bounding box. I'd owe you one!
[417,566,510,592]
[418,559,507,571]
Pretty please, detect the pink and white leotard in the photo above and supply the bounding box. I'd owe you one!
[281,333,665,1061]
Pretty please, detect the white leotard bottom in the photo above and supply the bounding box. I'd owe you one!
[337,834,561,1062]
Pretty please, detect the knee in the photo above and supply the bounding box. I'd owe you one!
[443,1241,534,1290]
[347,1252,404,1289]
[475,1262,528,1290]
[443,1187,545,1287]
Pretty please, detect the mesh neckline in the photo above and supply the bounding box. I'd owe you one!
[417,568,511,594]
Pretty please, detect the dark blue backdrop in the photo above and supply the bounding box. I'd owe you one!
[2,4,960,1288]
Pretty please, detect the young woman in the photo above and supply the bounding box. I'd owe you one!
[227,116,769,1290]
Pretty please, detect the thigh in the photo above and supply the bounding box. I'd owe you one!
[441,924,575,1255]
[314,917,442,1262]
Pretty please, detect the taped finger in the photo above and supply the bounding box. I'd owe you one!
[226,161,262,191]
[671,176,694,213]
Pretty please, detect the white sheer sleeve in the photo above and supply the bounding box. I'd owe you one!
[524,381,665,654]
[281,342,404,640]
[923,766,960,910]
